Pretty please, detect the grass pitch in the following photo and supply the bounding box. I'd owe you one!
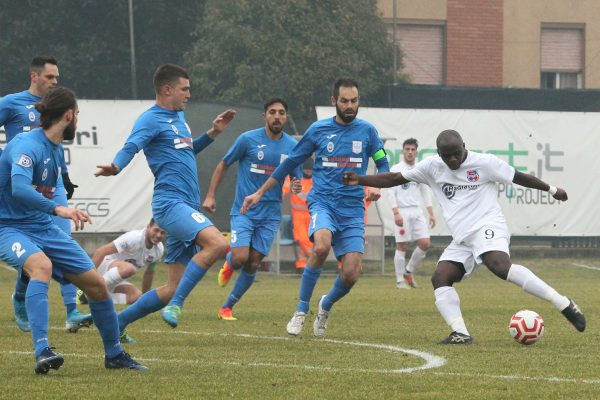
[0,257,598,399]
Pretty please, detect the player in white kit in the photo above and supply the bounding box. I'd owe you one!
[344,129,586,344]
[386,138,435,289]
[91,219,165,305]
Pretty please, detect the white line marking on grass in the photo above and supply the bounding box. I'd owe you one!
[571,263,600,271]
[1,263,15,272]
[141,329,446,374]
[431,371,600,385]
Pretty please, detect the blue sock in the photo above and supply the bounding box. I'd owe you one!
[169,259,207,307]
[118,289,164,331]
[223,270,256,308]
[26,280,49,358]
[61,283,77,313]
[14,274,27,301]
[323,276,351,311]
[89,298,123,358]
[297,267,322,313]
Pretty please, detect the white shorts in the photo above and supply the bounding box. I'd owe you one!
[439,221,510,276]
[97,257,134,290]
[393,207,430,243]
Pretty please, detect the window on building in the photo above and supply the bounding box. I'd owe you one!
[541,27,584,89]
[392,24,445,85]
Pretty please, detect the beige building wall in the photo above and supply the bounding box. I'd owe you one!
[504,0,600,88]
[378,0,600,89]
[378,0,447,21]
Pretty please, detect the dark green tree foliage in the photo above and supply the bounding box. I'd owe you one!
[0,0,204,99]
[186,0,395,118]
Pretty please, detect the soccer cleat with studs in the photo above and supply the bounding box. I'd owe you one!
[218,307,238,321]
[65,309,94,333]
[561,298,586,332]
[105,351,148,371]
[438,331,474,345]
[218,261,234,287]
[313,295,330,338]
[12,293,31,332]
[403,272,418,288]
[161,305,182,328]
[34,346,64,374]
[286,311,306,336]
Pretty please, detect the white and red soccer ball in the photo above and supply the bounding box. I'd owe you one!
[508,310,544,345]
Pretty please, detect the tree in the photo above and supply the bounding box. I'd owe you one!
[185,0,398,119]
[0,0,204,99]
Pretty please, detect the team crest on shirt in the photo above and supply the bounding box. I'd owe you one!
[42,168,48,181]
[352,140,362,154]
[28,111,36,121]
[327,142,334,152]
[17,154,33,168]
[280,154,288,164]
[171,124,179,134]
[257,150,264,160]
[466,169,479,182]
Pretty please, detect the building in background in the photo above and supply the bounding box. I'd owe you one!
[378,0,600,89]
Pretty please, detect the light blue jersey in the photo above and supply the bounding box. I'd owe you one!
[272,116,387,216]
[0,128,62,229]
[113,104,216,264]
[0,90,41,143]
[114,105,211,211]
[224,127,300,219]
[0,90,68,204]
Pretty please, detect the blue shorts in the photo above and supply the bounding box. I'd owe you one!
[308,202,365,259]
[230,214,280,256]
[0,224,94,285]
[154,201,214,264]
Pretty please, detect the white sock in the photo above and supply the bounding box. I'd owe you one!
[111,293,127,305]
[434,286,470,336]
[406,247,427,273]
[103,268,123,292]
[506,264,569,310]
[394,250,406,282]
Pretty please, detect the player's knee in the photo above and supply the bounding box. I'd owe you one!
[312,242,331,260]
[208,235,228,258]
[418,240,431,251]
[121,263,137,278]
[231,252,248,267]
[431,269,451,289]
[341,268,361,286]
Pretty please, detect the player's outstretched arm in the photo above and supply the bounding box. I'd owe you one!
[91,242,119,268]
[241,177,279,214]
[203,160,229,212]
[342,171,408,188]
[94,163,120,177]
[54,205,92,231]
[512,171,567,201]
[207,109,237,139]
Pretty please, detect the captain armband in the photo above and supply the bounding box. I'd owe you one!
[547,185,558,196]
[371,149,387,162]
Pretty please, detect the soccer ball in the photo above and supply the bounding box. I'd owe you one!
[508,310,544,345]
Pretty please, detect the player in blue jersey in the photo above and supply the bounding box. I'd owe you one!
[242,79,390,337]
[0,56,90,334]
[0,87,146,373]
[202,97,302,321]
[95,64,236,335]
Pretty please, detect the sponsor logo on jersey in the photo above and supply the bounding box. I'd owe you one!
[32,184,56,199]
[257,150,264,160]
[327,142,334,152]
[321,156,362,168]
[17,154,33,168]
[441,182,480,199]
[250,163,276,175]
[173,137,193,149]
[352,140,362,154]
[466,169,479,182]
